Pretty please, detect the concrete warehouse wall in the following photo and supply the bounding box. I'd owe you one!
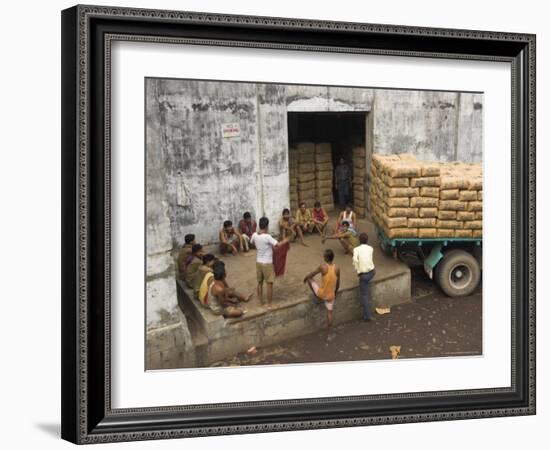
[144,78,483,342]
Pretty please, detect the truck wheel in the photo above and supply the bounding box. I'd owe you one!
[436,249,480,297]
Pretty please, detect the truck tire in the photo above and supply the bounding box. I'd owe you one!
[435,249,481,297]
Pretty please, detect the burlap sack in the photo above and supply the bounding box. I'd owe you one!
[353,167,365,181]
[455,229,473,238]
[298,162,315,173]
[421,164,441,177]
[468,201,483,211]
[419,207,438,218]
[398,153,417,162]
[352,147,366,158]
[384,175,409,187]
[439,200,467,211]
[298,172,315,182]
[320,195,333,205]
[467,177,483,191]
[354,189,365,201]
[472,229,482,238]
[440,176,468,190]
[316,187,333,197]
[420,187,440,198]
[297,142,315,154]
[437,219,461,229]
[353,181,365,191]
[355,205,366,217]
[459,190,478,201]
[410,177,440,187]
[298,188,315,199]
[478,190,483,201]
[457,211,475,221]
[386,197,410,208]
[408,218,437,227]
[289,193,298,202]
[388,163,422,178]
[316,162,333,172]
[387,187,419,198]
[437,229,455,238]
[314,142,331,154]
[289,178,298,188]
[298,180,315,191]
[410,197,439,208]
[315,170,332,181]
[418,228,437,238]
[315,152,332,164]
[354,157,366,168]
[385,227,418,239]
[474,211,483,220]
[298,153,314,163]
[387,207,418,218]
[383,215,408,228]
[438,210,457,220]
[440,189,459,200]
[372,154,400,170]
[463,220,482,229]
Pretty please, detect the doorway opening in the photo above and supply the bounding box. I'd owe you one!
[287,111,368,214]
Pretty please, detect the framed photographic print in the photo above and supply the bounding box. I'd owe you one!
[61,4,536,444]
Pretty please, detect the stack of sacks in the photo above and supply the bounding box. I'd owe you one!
[288,147,299,212]
[314,143,334,212]
[352,146,367,217]
[438,163,483,238]
[368,153,482,239]
[296,143,316,209]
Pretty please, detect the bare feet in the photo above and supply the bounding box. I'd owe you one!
[244,293,253,302]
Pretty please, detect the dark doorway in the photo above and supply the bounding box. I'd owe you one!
[287,111,367,206]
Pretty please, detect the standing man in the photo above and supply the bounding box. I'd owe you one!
[353,233,376,321]
[250,217,290,310]
[238,212,257,252]
[335,157,352,210]
[303,249,340,332]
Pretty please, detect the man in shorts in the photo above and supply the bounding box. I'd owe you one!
[250,217,290,309]
[303,249,340,332]
[238,211,257,252]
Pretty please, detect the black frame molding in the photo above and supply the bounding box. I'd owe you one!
[61,4,536,444]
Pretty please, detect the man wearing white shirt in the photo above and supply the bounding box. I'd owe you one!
[250,217,290,309]
[352,233,376,321]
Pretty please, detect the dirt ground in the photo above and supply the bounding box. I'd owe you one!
[210,265,482,367]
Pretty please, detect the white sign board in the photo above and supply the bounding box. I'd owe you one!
[221,122,240,138]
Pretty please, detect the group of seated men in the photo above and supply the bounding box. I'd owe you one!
[178,202,362,318]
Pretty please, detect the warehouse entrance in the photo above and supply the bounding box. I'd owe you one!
[287,111,368,215]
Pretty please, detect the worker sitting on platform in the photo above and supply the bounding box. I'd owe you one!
[183,244,204,287]
[208,263,250,318]
[312,201,329,237]
[279,208,307,246]
[219,220,244,255]
[295,202,315,235]
[177,233,196,279]
[323,221,359,255]
[191,254,217,299]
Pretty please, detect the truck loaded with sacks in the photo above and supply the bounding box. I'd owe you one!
[368,153,482,298]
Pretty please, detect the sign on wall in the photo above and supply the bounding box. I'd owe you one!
[222,122,241,138]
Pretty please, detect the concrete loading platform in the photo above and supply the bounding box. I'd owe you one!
[177,216,411,368]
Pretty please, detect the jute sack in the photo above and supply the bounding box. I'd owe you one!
[354,159,366,170]
[463,220,482,229]
[355,205,366,216]
[437,229,455,238]
[354,189,365,201]
[439,200,467,211]
[384,227,418,239]
[457,211,475,221]
[320,195,333,205]
[440,176,468,190]
[410,177,440,187]
[419,207,438,218]
[382,215,408,228]
[384,175,409,187]
[353,167,365,181]
[352,147,366,158]
[438,210,457,220]
[459,190,478,201]
[421,164,441,177]
[437,219,461,229]
[298,172,315,182]
[289,178,298,188]
[289,192,298,202]
[440,189,459,200]
[387,207,418,218]
[298,162,315,173]
[315,152,332,164]
[478,190,483,201]
[408,218,437,228]
[372,154,399,168]
[467,177,483,191]
[386,187,419,198]
[388,163,422,178]
[398,153,417,162]
[317,187,332,197]
[298,188,315,199]
[410,197,439,208]
[315,170,332,181]
[467,201,483,211]
[474,211,482,220]
[472,229,482,238]
[418,228,437,238]
[455,229,473,238]
[298,152,314,163]
[420,187,440,198]
[297,142,315,154]
[298,180,315,191]
[386,197,410,208]
[316,162,333,172]
[314,142,331,154]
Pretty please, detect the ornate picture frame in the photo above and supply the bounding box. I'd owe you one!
[61,5,536,444]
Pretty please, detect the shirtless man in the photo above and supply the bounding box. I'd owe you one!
[323,221,359,255]
[208,265,247,318]
[219,220,244,255]
[303,249,340,331]
[279,208,307,246]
